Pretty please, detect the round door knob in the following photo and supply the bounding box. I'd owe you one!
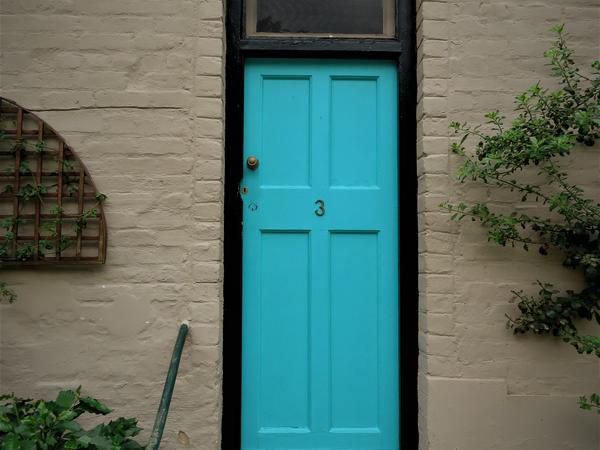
[246,156,259,170]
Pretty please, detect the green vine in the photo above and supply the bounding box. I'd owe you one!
[442,25,599,411]
[0,109,107,303]
[579,393,600,414]
[0,281,16,304]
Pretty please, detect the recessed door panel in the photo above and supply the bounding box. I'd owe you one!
[330,232,379,430]
[258,231,310,430]
[260,77,312,187]
[241,59,399,450]
[330,78,378,187]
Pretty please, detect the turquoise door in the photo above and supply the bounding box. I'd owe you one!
[241,59,399,450]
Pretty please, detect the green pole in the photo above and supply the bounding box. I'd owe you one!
[148,323,189,450]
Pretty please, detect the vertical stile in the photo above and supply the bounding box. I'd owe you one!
[33,118,43,261]
[55,141,64,261]
[76,166,85,257]
[12,107,23,257]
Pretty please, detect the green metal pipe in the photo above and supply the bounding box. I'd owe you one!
[148,323,189,450]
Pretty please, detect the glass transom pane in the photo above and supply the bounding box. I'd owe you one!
[246,0,395,37]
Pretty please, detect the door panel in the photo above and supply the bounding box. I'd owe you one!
[261,77,311,187]
[241,59,399,450]
[330,232,379,429]
[330,78,378,187]
[259,231,310,429]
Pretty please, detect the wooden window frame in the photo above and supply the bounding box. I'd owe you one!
[221,0,418,448]
[245,0,396,38]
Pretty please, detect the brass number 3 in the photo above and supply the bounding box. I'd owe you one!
[314,199,325,217]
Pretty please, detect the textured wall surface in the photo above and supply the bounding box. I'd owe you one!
[0,1,224,448]
[417,0,600,448]
[1,0,600,449]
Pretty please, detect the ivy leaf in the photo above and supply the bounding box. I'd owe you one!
[20,441,36,450]
[77,435,93,447]
[58,420,82,433]
[78,396,112,415]
[55,390,77,409]
[0,435,20,450]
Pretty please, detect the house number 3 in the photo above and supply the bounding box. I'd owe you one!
[314,200,325,217]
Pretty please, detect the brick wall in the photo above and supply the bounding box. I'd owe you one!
[0,1,224,448]
[417,0,600,448]
[1,0,599,448]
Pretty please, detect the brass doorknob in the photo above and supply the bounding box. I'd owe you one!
[247,156,259,170]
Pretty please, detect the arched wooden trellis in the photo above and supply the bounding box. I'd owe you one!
[0,97,107,265]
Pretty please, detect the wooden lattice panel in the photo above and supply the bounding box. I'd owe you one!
[0,97,107,265]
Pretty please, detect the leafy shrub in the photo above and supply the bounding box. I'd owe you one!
[443,25,599,411]
[0,388,144,449]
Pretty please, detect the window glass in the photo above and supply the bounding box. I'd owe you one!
[246,0,395,37]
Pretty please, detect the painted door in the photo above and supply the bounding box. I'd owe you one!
[241,59,399,450]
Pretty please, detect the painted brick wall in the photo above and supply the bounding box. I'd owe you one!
[0,1,225,448]
[417,0,600,448]
[1,0,599,449]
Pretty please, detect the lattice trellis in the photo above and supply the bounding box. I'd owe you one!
[0,97,107,265]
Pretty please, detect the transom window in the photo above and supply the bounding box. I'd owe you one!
[245,0,396,38]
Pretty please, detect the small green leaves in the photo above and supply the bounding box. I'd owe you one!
[0,217,16,232]
[50,205,64,216]
[58,235,72,252]
[62,159,75,171]
[65,182,78,196]
[15,243,34,261]
[0,107,108,300]
[449,121,462,132]
[579,393,600,414]
[74,208,98,233]
[16,183,47,202]
[10,139,26,155]
[18,160,31,175]
[78,396,112,415]
[0,186,106,269]
[450,142,465,155]
[33,141,47,154]
[0,282,16,303]
[0,389,143,449]
[55,390,78,409]
[445,25,600,414]
[0,434,19,450]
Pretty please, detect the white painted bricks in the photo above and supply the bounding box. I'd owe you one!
[0,1,225,448]
[1,0,599,448]
[418,0,600,448]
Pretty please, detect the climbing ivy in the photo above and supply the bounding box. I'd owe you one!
[0,118,107,302]
[442,25,599,411]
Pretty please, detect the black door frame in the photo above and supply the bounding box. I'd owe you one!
[221,1,418,447]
